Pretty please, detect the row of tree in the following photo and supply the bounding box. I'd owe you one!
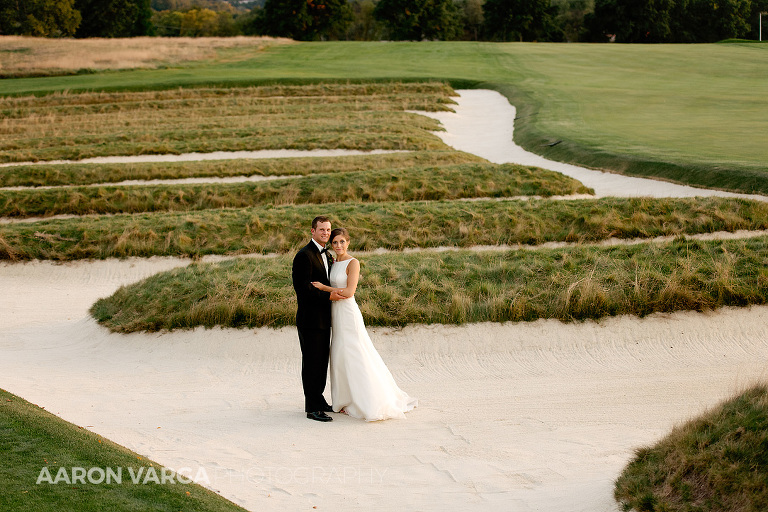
[0,0,151,37]
[585,0,768,42]
[1,0,767,42]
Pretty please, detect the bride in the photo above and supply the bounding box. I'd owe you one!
[312,228,418,421]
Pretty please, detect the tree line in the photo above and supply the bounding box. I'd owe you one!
[1,0,767,42]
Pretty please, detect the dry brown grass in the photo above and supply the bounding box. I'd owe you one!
[0,83,452,162]
[0,36,292,77]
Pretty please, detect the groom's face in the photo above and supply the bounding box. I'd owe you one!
[311,221,332,245]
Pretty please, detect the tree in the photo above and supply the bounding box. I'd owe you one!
[153,7,238,36]
[74,0,152,37]
[553,0,594,41]
[151,0,238,12]
[585,0,752,42]
[373,0,462,40]
[152,8,184,35]
[179,7,219,35]
[458,0,485,40]
[256,0,353,40]
[671,0,751,42]
[236,6,261,35]
[0,0,81,36]
[214,9,238,35]
[347,0,383,40]
[584,0,675,42]
[483,0,563,41]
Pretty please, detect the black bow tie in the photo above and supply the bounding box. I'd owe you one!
[319,247,328,254]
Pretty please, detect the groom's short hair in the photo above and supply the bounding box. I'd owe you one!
[312,216,331,229]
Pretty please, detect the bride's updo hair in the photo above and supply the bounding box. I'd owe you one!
[330,227,349,243]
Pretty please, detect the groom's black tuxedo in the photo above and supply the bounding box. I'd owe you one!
[293,241,332,330]
[292,240,332,412]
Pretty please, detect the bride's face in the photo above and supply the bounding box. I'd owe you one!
[331,235,349,255]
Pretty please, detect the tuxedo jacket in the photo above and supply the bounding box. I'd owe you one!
[292,241,332,330]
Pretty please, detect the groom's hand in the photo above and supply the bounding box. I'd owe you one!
[330,290,345,301]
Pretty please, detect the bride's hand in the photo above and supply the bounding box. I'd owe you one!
[312,281,334,292]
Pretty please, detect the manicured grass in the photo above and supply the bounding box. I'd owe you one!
[615,384,768,512]
[0,42,765,194]
[91,235,768,332]
[0,150,482,188]
[0,388,248,512]
[2,197,767,261]
[0,83,453,163]
[492,43,768,196]
[0,163,590,218]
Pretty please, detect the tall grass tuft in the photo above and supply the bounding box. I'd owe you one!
[615,384,768,512]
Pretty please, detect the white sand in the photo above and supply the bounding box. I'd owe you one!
[2,90,768,512]
[0,149,406,168]
[0,174,300,191]
[2,258,768,512]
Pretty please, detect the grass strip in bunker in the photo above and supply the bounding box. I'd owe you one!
[92,235,768,332]
[2,197,767,261]
[0,163,590,218]
[0,151,483,188]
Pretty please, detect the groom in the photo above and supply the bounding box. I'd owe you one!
[292,216,344,422]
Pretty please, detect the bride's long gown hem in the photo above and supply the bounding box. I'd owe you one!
[330,258,418,422]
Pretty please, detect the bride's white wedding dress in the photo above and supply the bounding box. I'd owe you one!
[330,258,418,421]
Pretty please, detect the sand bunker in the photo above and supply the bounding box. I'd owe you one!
[2,257,768,512]
[416,90,768,202]
[2,90,768,512]
[0,149,406,169]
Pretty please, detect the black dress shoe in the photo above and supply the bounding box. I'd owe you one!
[322,404,334,413]
[307,411,333,422]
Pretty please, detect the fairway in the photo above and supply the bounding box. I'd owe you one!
[1,41,766,194]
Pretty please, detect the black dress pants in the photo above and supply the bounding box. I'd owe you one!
[297,327,331,412]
